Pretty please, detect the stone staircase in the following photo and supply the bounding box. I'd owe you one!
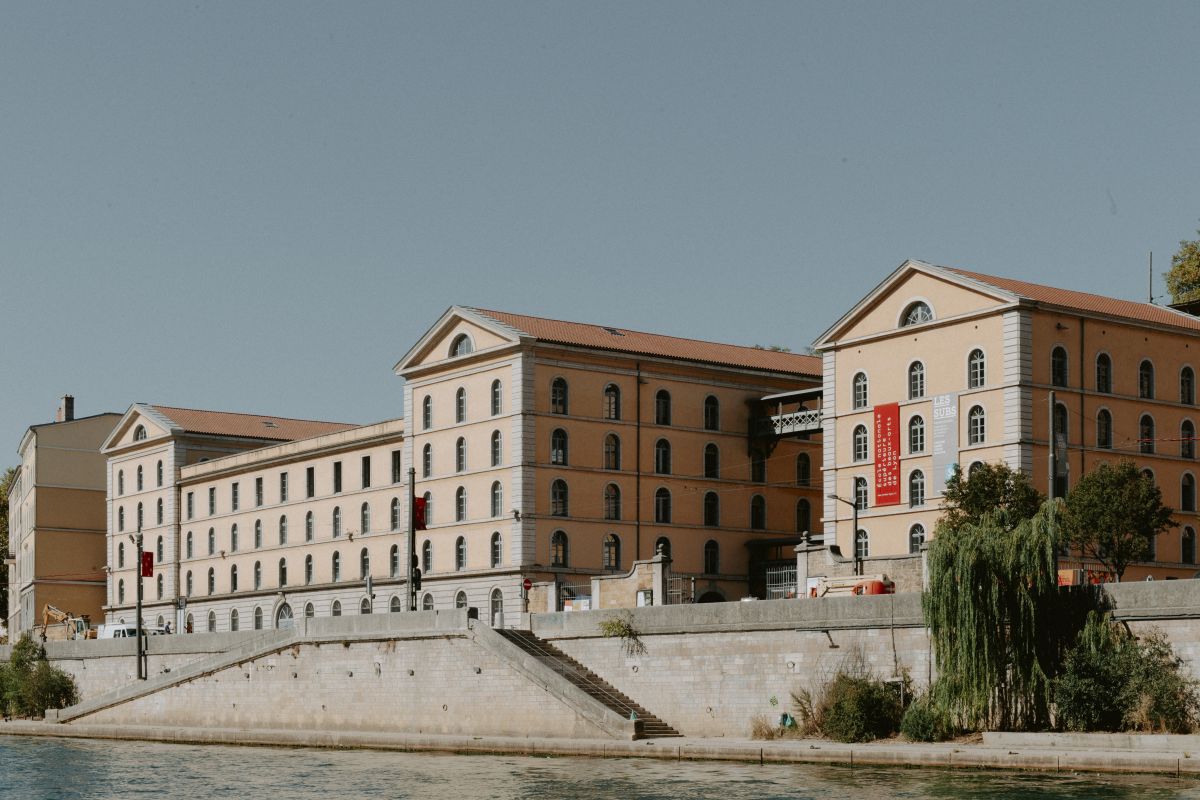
[498,629,681,738]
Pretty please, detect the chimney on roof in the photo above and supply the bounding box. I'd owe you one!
[56,395,75,423]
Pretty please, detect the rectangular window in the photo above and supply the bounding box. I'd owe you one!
[255,477,263,507]
[333,462,342,493]
[231,482,240,511]
[186,492,194,520]
[306,467,315,499]
[361,456,371,489]
[392,450,402,483]
[280,472,289,502]
[208,487,216,515]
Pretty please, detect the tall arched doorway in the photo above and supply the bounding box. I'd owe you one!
[275,602,294,630]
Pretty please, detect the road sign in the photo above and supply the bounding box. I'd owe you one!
[522,578,532,591]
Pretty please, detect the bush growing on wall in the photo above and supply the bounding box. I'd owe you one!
[0,633,78,718]
[900,694,955,742]
[818,673,903,743]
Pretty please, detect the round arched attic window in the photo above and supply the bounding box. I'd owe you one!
[133,425,147,441]
[450,334,474,357]
[900,301,933,327]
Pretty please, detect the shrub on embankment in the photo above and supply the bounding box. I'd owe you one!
[0,633,79,718]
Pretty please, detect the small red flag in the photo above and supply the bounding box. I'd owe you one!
[141,551,154,578]
[413,496,427,531]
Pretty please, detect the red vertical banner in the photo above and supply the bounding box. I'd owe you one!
[141,551,154,578]
[874,402,901,506]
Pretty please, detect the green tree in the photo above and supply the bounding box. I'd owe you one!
[1165,228,1200,305]
[940,462,1044,531]
[1061,460,1176,581]
[0,466,15,627]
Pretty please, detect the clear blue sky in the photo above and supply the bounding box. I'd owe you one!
[3,2,1199,454]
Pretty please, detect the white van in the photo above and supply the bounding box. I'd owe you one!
[97,624,139,639]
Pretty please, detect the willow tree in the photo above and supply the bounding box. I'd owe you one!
[924,503,1064,731]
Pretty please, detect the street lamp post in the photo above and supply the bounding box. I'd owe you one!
[129,529,146,680]
[827,494,861,577]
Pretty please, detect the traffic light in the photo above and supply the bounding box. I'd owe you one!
[412,568,422,591]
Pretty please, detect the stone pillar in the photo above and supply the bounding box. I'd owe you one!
[794,543,825,598]
[651,551,669,607]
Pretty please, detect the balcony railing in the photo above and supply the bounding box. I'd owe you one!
[757,408,823,437]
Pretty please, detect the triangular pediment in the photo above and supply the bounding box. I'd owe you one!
[394,306,526,374]
[100,404,180,452]
[814,260,1018,347]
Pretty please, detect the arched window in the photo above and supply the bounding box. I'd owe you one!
[704,443,720,479]
[186,572,192,597]
[455,537,465,570]
[909,524,926,554]
[254,606,264,630]
[230,609,239,632]
[551,378,568,414]
[1096,353,1112,393]
[137,502,143,530]
[305,511,314,542]
[137,465,144,491]
[253,561,262,590]
[489,589,503,622]
[750,495,766,530]
[853,425,869,461]
[118,579,125,605]
[855,529,870,559]
[228,523,238,553]
[360,547,370,578]
[361,502,371,534]
[604,384,621,420]
[1184,474,1196,513]
[909,415,925,454]
[968,406,986,445]
[1185,421,1197,460]
[967,349,986,389]
[795,499,811,534]
[1097,409,1113,449]
[491,430,502,466]
[389,545,400,577]
[1051,346,1069,387]
[1184,527,1197,565]
[455,486,466,522]
[796,453,810,486]
[703,540,720,575]
[118,506,125,532]
[422,539,432,573]
[604,483,621,520]
[604,434,621,470]
[207,568,215,595]
[254,520,262,549]
[118,470,124,496]
[491,481,503,517]
[654,439,671,474]
[423,492,433,525]
[391,498,402,531]
[550,429,568,465]
[156,460,163,487]
[278,558,288,587]
[551,530,568,567]
[704,492,720,527]
[602,534,621,572]
[854,477,868,510]
[333,506,342,537]
[331,552,341,582]
[422,594,434,612]
[156,573,164,599]
[156,535,164,563]
[908,361,926,400]
[455,437,466,472]
[305,554,313,584]
[654,536,671,558]
[207,611,216,633]
[450,333,473,357]
[901,301,932,326]
[455,387,466,423]
[156,498,163,525]
[703,395,720,431]
[655,390,671,425]
[1184,367,1196,405]
[389,597,401,613]
[421,443,434,479]
[1140,414,1156,454]
[551,479,568,516]
[454,592,467,610]
[491,531,502,568]
[118,541,125,568]
[909,470,926,507]
[655,487,672,524]
[1140,359,1155,399]
[422,395,432,430]
[133,425,147,441]
[1054,403,1069,447]
[185,532,193,559]
[491,379,503,416]
[332,600,343,617]
[360,598,372,615]
[852,372,868,409]
[207,528,215,555]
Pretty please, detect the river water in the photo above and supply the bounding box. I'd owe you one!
[2,735,1199,800]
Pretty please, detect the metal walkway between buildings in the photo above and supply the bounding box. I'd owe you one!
[497,629,681,738]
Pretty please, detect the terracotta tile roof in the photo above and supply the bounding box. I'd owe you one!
[944,267,1200,334]
[149,406,358,442]
[469,308,822,377]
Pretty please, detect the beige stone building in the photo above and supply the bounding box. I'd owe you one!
[816,260,1200,580]
[395,307,823,620]
[6,398,120,635]
[101,405,358,629]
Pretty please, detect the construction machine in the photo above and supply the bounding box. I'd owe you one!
[35,604,95,641]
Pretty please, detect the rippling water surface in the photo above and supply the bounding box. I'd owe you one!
[2,736,1200,800]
